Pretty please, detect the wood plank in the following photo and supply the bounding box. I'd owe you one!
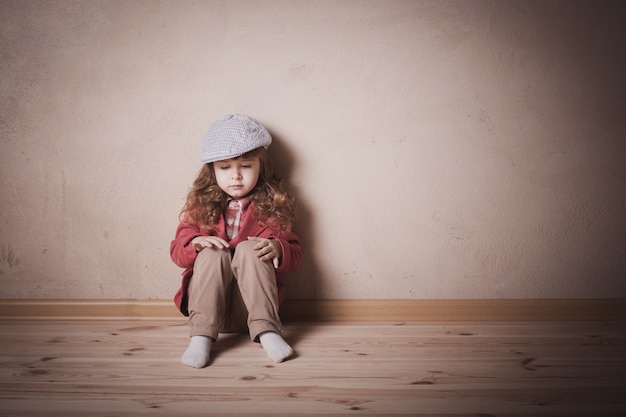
[1,320,625,416]
[1,299,625,321]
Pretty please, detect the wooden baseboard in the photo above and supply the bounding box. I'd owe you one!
[0,299,625,321]
[0,299,180,321]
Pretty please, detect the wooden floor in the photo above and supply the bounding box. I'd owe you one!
[0,319,625,416]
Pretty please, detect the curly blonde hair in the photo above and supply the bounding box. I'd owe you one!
[181,147,296,232]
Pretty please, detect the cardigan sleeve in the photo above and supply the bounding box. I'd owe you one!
[170,216,204,269]
[272,230,303,275]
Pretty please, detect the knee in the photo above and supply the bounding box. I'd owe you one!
[232,240,258,261]
[195,247,231,266]
[190,248,232,288]
[232,240,273,272]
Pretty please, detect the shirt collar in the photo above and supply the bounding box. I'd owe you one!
[226,197,251,211]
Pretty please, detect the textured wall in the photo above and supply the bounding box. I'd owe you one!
[1,0,625,300]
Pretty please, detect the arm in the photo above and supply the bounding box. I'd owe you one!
[248,230,303,273]
[169,217,204,269]
[274,232,303,274]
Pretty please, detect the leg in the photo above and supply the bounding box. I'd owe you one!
[231,240,293,362]
[182,247,232,368]
[219,281,249,335]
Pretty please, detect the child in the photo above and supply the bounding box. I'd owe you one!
[170,114,303,368]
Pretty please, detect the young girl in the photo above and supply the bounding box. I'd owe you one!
[170,114,303,368]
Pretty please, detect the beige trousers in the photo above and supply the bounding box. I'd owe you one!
[187,240,283,342]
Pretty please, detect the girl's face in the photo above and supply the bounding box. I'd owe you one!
[213,156,261,199]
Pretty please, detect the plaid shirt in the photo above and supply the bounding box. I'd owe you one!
[225,198,251,240]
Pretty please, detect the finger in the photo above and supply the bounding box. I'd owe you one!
[216,238,230,248]
[209,240,228,249]
[203,238,218,249]
[257,246,271,258]
[270,241,280,253]
[250,238,268,251]
[260,253,277,265]
[248,236,271,250]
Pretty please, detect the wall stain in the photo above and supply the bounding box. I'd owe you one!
[0,245,21,272]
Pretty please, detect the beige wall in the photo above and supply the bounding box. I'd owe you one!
[1,0,624,300]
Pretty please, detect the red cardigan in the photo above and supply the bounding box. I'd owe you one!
[170,203,303,316]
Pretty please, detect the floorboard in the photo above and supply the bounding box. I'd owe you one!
[0,319,625,416]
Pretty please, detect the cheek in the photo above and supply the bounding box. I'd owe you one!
[214,172,229,185]
[250,170,261,184]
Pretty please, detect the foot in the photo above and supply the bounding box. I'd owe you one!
[181,335,212,368]
[259,332,294,363]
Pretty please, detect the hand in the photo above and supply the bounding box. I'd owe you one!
[248,237,282,268]
[192,236,230,251]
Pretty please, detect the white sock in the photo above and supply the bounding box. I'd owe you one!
[181,336,212,368]
[259,332,294,363]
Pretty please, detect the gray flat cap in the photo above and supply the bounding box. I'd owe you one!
[200,114,272,163]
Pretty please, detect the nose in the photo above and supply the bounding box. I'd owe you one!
[232,169,242,180]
